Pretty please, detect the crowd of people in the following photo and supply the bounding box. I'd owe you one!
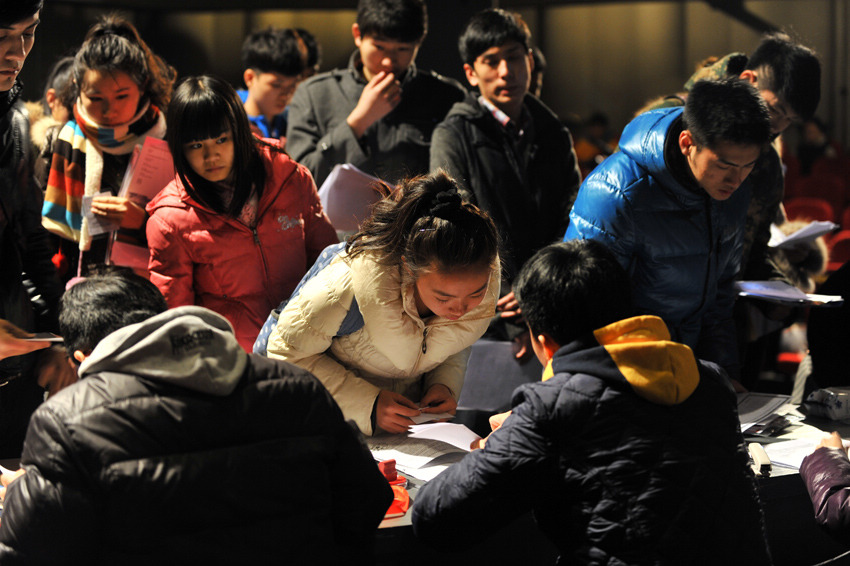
[2,0,850,563]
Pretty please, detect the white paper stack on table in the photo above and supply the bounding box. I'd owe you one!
[368,423,480,482]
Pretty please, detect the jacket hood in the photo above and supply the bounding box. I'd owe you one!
[79,306,248,396]
[550,315,699,405]
[617,107,705,207]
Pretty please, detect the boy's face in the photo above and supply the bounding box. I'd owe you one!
[352,24,420,81]
[243,69,300,119]
[679,130,762,201]
[464,41,532,120]
[0,11,39,93]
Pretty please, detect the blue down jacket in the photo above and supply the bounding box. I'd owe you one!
[412,316,771,565]
[565,108,750,379]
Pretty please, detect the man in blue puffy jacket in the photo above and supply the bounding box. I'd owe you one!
[564,77,771,386]
[412,239,771,564]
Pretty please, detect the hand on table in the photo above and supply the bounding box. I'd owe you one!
[90,196,146,230]
[817,431,848,454]
[346,71,401,138]
[0,320,50,361]
[376,390,421,434]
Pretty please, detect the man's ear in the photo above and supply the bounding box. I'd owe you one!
[679,129,695,156]
[243,68,256,89]
[352,23,362,46]
[463,63,479,88]
[73,350,87,364]
[739,69,758,86]
[536,332,560,361]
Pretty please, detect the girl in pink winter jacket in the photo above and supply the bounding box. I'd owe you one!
[146,75,337,351]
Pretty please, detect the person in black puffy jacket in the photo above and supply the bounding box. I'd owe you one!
[412,240,771,565]
[0,272,392,565]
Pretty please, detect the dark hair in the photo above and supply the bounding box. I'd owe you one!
[0,0,41,28]
[347,171,499,278]
[356,0,427,44]
[296,28,322,75]
[69,14,177,111]
[459,9,530,66]
[166,75,276,217]
[514,239,633,346]
[41,56,75,116]
[241,27,308,77]
[746,32,821,121]
[60,271,168,357]
[683,77,771,149]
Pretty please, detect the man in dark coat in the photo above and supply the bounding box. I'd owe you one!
[429,9,580,357]
[0,273,392,564]
[0,0,68,458]
[412,239,771,565]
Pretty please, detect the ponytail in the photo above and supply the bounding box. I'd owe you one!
[347,171,500,277]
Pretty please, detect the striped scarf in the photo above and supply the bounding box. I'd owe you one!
[41,100,166,250]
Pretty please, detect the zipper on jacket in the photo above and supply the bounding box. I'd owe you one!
[421,327,428,354]
[252,227,271,282]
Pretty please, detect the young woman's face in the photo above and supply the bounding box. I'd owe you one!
[413,264,491,320]
[79,69,142,127]
[182,130,235,184]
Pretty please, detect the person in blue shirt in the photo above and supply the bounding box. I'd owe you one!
[564,77,771,387]
[238,27,309,142]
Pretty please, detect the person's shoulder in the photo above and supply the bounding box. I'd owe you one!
[297,68,349,92]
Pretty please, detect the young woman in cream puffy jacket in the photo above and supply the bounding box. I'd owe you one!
[267,172,501,435]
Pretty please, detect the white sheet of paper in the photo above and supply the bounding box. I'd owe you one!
[407,423,480,452]
[82,192,120,236]
[317,164,386,231]
[769,220,838,248]
[409,412,454,425]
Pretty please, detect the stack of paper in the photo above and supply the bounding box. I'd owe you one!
[368,423,480,482]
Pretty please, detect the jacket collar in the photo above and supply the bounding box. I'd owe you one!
[347,50,418,87]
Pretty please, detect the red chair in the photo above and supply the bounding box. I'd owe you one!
[827,230,850,272]
[785,197,835,223]
[841,205,850,230]
[792,174,846,221]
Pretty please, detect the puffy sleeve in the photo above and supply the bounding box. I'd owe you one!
[266,260,381,435]
[0,406,99,564]
[146,202,196,308]
[801,446,850,532]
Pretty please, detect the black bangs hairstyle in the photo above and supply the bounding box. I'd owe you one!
[347,170,500,279]
[166,75,275,218]
[683,77,771,150]
[0,0,42,28]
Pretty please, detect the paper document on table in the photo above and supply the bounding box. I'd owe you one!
[317,164,386,232]
[769,221,838,248]
[763,437,820,470]
[368,423,479,481]
[738,392,791,429]
[736,280,843,307]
